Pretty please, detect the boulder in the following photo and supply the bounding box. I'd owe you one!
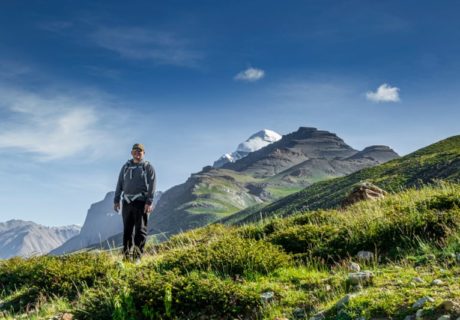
[341,182,387,207]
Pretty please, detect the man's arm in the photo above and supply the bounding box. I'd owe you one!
[114,165,125,211]
[145,164,156,206]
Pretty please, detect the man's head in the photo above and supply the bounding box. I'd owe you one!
[131,143,145,163]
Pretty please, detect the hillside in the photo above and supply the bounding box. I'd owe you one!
[222,135,460,225]
[1,183,460,319]
[148,127,398,236]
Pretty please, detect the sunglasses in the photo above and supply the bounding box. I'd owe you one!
[132,148,144,152]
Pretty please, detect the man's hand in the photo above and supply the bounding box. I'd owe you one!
[144,204,153,214]
[114,202,120,213]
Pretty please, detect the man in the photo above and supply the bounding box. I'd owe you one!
[114,143,156,262]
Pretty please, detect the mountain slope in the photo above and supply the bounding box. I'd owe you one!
[0,220,80,259]
[148,127,398,236]
[223,135,460,225]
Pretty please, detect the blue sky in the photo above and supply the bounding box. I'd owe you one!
[0,0,459,226]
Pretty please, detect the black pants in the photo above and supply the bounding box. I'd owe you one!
[122,200,148,258]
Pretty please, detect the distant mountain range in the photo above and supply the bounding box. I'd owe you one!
[0,220,80,259]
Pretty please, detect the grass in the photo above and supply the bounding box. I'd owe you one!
[1,182,460,319]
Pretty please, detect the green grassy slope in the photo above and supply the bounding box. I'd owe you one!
[1,183,460,319]
[224,135,460,225]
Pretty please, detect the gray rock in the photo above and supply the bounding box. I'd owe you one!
[431,279,443,286]
[412,277,424,283]
[309,312,325,320]
[356,251,374,261]
[348,262,361,272]
[413,297,435,309]
[336,294,356,309]
[404,315,415,320]
[437,316,450,320]
[351,284,363,292]
[416,309,424,319]
[348,271,374,286]
[456,253,460,262]
[293,307,306,319]
[260,291,275,303]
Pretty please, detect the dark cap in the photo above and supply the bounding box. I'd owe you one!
[132,143,145,151]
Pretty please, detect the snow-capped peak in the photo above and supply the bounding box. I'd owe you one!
[237,129,282,153]
[213,129,282,168]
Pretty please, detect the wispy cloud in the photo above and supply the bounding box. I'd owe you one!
[0,87,129,161]
[90,26,202,67]
[234,67,265,82]
[366,83,400,103]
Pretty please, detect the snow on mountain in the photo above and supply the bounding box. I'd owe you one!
[213,129,282,168]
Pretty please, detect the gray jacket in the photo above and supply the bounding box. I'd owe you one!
[114,159,156,205]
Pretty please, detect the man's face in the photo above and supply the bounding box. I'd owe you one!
[131,148,145,162]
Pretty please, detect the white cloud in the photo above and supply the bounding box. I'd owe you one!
[0,87,129,161]
[234,67,265,82]
[91,27,202,67]
[366,83,400,103]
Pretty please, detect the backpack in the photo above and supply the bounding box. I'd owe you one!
[122,160,151,189]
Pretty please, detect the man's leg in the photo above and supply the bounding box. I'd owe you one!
[133,201,149,259]
[122,201,135,259]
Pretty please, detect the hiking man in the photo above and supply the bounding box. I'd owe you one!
[114,143,156,261]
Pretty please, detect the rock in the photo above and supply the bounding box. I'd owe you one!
[336,294,355,309]
[348,271,374,286]
[348,262,361,272]
[61,314,73,320]
[426,254,436,260]
[412,277,424,283]
[351,284,363,292]
[404,315,415,320]
[324,284,332,291]
[456,253,460,262]
[293,307,306,319]
[416,309,424,319]
[413,297,435,309]
[356,251,374,261]
[341,182,387,207]
[437,316,451,320]
[309,312,325,320]
[260,291,275,303]
[440,300,455,311]
[431,279,443,286]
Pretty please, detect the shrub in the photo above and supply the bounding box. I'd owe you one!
[0,252,112,299]
[159,235,291,277]
[131,271,261,319]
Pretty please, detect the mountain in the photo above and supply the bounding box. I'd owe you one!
[213,129,282,168]
[0,219,80,259]
[147,127,398,237]
[222,135,460,225]
[51,191,162,255]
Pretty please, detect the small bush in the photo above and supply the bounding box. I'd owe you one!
[159,235,291,277]
[131,270,261,319]
[0,252,112,299]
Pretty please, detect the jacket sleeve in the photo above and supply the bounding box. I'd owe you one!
[146,164,156,205]
[114,165,125,204]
